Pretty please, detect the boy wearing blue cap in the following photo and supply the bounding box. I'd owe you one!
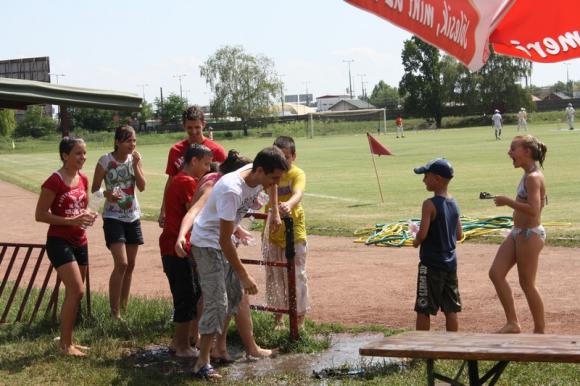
[412,158,463,331]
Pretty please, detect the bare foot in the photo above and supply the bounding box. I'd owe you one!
[60,344,87,357]
[73,344,90,351]
[210,349,235,364]
[274,322,285,331]
[497,322,521,334]
[246,347,279,359]
[175,347,197,358]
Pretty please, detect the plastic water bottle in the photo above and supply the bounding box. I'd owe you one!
[408,220,419,238]
[89,189,105,213]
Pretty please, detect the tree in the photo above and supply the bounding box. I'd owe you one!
[477,52,533,112]
[154,94,187,125]
[368,81,400,110]
[399,37,443,127]
[200,45,281,135]
[14,105,57,138]
[0,109,16,137]
[70,108,115,131]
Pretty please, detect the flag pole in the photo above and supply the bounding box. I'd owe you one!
[369,143,385,203]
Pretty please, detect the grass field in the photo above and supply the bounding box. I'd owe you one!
[0,121,578,241]
[1,287,578,385]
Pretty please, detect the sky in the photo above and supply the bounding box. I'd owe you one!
[2,0,579,105]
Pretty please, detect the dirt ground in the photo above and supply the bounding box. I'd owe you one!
[1,180,579,334]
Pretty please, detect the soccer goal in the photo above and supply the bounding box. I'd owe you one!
[306,108,387,138]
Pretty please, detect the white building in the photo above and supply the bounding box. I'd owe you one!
[316,94,351,112]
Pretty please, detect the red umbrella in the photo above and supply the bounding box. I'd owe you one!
[344,0,579,71]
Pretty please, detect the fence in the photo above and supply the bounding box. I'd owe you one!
[0,242,92,324]
[242,214,299,341]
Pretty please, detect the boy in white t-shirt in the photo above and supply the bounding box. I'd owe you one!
[190,146,288,380]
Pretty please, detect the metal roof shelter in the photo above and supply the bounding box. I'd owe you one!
[0,77,142,111]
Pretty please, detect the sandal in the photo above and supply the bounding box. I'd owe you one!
[193,363,222,380]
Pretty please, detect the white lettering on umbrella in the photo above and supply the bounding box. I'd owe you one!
[384,0,403,12]
[509,30,580,59]
[408,0,434,28]
[436,1,470,50]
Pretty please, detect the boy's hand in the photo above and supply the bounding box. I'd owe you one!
[270,212,282,233]
[279,202,291,216]
[240,273,258,295]
[174,237,188,258]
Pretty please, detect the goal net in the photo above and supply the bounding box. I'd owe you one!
[306,108,387,138]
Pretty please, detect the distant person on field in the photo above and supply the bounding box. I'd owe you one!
[158,105,226,228]
[412,158,463,332]
[565,103,575,130]
[159,144,213,358]
[517,108,528,132]
[35,137,97,356]
[264,136,310,330]
[488,135,548,334]
[91,125,146,320]
[492,109,503,140]
[395,115,404,138]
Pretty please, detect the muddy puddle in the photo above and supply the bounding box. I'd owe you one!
[131,333,403,381]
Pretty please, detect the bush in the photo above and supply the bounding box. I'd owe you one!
[14,106,57,138]
[0,109,16,137]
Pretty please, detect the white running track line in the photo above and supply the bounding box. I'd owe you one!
[304,192,360,202]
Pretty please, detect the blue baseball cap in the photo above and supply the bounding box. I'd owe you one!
[414,158,454,179]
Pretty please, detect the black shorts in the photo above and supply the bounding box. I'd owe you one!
[415,263,461,316]
[103,218,144,248]
[162,255,202,323]
[46,236,88,269]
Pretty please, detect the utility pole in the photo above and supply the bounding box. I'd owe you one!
[357,73,367,99]
[564,62,572,97]
[343,59,354,99]
[303,81,311,106]
[49,73,66,84]
[136,83,148,100]
[173,74,187,99]
[279,74,286,117]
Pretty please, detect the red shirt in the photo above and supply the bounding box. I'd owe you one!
[165,138,226,176]
[41,172,89,246]
[396,117,403,126]
[159,172,198,256]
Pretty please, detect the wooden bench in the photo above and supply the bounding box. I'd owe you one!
[360,331,580,386]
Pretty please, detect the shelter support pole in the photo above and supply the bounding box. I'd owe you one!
[59,105,70,137]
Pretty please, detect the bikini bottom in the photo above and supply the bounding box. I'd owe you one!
[510,225,546,241]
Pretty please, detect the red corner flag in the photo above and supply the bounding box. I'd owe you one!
[367,133,392,156]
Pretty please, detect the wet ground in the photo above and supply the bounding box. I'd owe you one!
[131,333,402,381]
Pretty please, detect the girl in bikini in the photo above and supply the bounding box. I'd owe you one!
[489,134,548,334]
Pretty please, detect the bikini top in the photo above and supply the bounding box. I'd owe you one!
[516,167,547,204]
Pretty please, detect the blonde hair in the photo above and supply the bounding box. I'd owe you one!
[514,134,547,168]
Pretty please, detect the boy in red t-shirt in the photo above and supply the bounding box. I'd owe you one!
[159,143,213,358]
[396,115,404,138]
[158,105,226,228]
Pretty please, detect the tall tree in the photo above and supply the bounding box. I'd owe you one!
[368,81,400,110]
[154,94,188,125]
[200,45,281,135]
[399,37,443,127]
[0,109,16,137]
[477,52,533,112]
